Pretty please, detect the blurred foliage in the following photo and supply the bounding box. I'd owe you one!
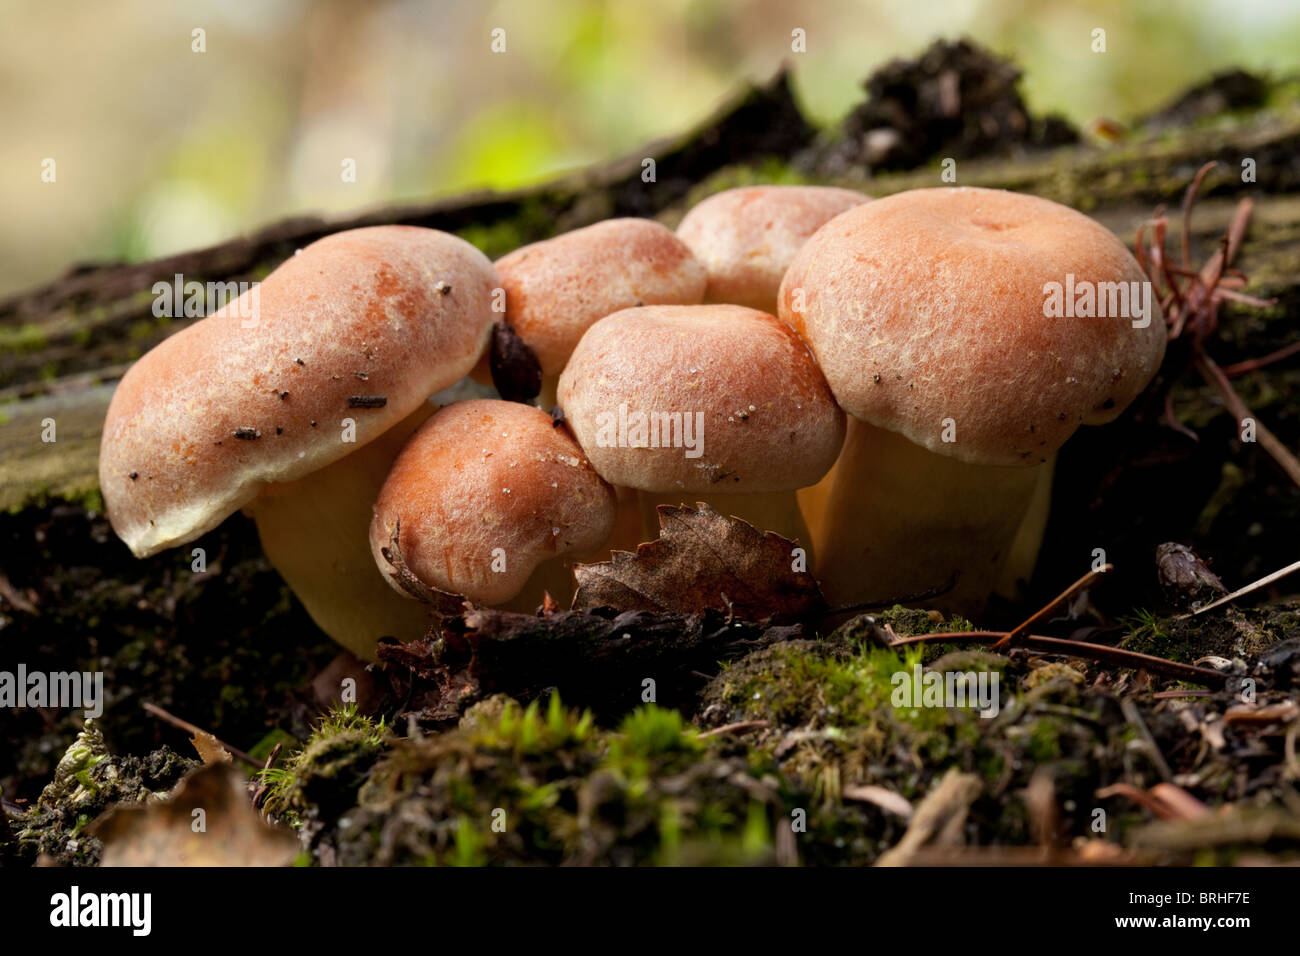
[2,0,1298,294]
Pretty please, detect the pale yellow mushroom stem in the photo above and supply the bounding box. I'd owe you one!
[814,419,1044,616]
[246,403,435,660]
[994,454,1056,601]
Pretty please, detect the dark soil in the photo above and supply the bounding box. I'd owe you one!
[0,504,336,804]
[3,41,1299,867]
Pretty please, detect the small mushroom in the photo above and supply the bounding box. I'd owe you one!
[487,218,706,406]
[780,186,1167,613]
[99,226,500,658]
[675,186,869,545]
[369,400,616,609]
[558,304,844,550]
[675,184,867,313]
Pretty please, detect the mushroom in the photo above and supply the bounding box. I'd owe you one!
[995,457,1055,600]
[675,185,868,544]
[493,218,706,407]
[779,186,1167,613]
[675,184,867,313]
[489,217,705,554]
[369,399,616,609]
[99,226,500,658]
[557,304,844,549]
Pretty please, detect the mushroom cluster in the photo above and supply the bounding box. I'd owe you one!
[100,183,1165,657]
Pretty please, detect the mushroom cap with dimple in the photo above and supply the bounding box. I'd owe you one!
[676,185,868,313]
[557,304,845,493]
[496,218,706,377]
[369,400,615,604]
[100,226,499,558]
[778,187,1167,467]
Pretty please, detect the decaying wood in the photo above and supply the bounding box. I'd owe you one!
[376,605,802,720]
[0,68,809,510]
[3,65,1300,514]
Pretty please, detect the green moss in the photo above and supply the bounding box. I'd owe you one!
[694,630,1131,858]
[682,157,817,206]
[875,605,975,637]
[1122,606,1290,662]
[456,218,533,259]
[456,196,561,258]
[0,324,49,354]
[260,703,388,828]
[452,815,487,867]
[321,696,817,866]
[467,693,592,754]
[11,723,195,865]
[613,704,702,759]
[1124,608,1173,648]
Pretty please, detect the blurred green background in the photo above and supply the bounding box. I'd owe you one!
[3,0,1298,296]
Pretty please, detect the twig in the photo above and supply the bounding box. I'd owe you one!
[991,564,1111,651]
[1121,698,1172,782]
[1195,353,1300,488]
[0,570,38,615]
[251,742,283,812]
[1135,163,1296,489]
[895,845,1144,866]
[1097,783,1177,819]
[698,720,770,739]
[1097,782,1208,821]
[877,770,981,867]
[1178,556,1300,619]
[883,631,1227,686]
[1179,162,1214,272]
[1220,339,1300,377]
[842,784,913,819]
[141,701,262,770]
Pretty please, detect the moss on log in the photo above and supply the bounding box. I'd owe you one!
[1,65,1298,518]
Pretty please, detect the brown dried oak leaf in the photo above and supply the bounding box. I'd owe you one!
[89,763,298,867]
[573,503,823,624]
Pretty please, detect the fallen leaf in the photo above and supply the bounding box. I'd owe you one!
[1096,781,1210,821]
[190,731,232,766]
[90,763,299,866]
[573,503,824,623]
[1150,782,1212,820]
[1096,782,1174,818]
[876,770,980,867]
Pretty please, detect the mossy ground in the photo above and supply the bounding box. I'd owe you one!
[204,608,1299,866]
[8,722,195,865]
[0,503,336,804]
[1122,604,1300,662]
[4,60,1300,867]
